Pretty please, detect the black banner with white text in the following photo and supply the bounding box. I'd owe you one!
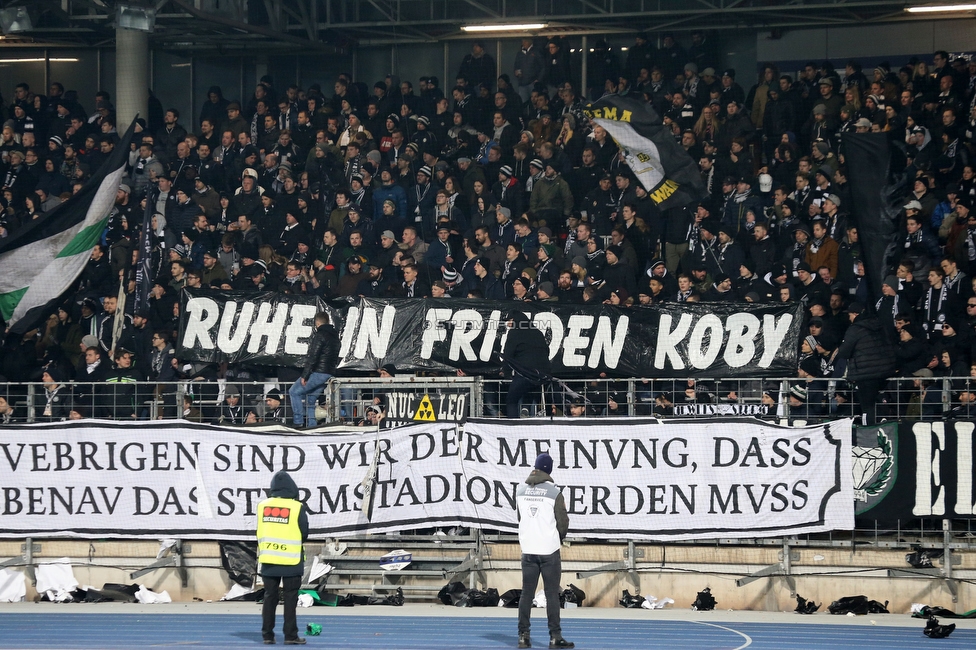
[178,291,802,378]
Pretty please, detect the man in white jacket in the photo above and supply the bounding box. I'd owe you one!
[516,453,573,649]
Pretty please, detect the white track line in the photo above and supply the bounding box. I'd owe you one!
[690,620,753,649]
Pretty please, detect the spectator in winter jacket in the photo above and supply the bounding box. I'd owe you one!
[805,219,839,278]
[833,302,897,425]
[288,311,339,428]
[529,162,574,223]
[543,39,572,92]
[514,38,545,102]
[458,42,497,93]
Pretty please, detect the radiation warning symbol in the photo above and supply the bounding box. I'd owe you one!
[413,394,436,421]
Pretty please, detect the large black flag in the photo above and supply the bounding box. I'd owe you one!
[134,184,156,314]
[844,133,908,308]
[584,95,707,210]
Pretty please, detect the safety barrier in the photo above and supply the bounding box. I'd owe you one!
[2,395,976,605]
[3,374,973,423]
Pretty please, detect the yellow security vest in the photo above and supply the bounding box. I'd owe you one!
[256,497,303,565]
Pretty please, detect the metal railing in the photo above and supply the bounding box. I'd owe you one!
[2,375,974,423]
[481,375,976,422]
[3,375,976,601]
[0,380,298,424]
[324,376,483,426]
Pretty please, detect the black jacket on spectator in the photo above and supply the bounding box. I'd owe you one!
[302,322,340,380]
[503,311,552,379]
[835,313,897,380]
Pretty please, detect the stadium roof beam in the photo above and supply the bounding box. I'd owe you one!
[460,0,502,18]
[0,0,968,51]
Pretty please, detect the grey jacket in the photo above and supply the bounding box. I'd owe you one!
[519,469,569,541]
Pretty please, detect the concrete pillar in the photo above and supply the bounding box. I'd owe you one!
[116,28,149,128]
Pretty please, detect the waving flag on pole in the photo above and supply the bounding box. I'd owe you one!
[360,425,382,522]
[584,95,706,210]
[133,184,155,314]
[843,132,908,310]
[0,119,136,335]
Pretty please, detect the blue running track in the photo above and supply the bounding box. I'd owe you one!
[1,612,974,649]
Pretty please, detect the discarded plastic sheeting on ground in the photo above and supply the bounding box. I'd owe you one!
[366,587,404,606]
[135,585,172,604]
[911,603,976,619]
[34,558,78,594]
[827,595,889,615]
[437,581,500,607]
[438,581,467,605]
[35,582,166,604]
[219,541,258,588]
[260,584,403,607]
[923,616,956,638]
[499,588,521,608]
[221,583,263,602]
[560,584,586,609]
[83,583,140,603]
[41,588,79,603]
[692,588,716,611]
[641,596,674,610]
[619,589,674,610]
[0,569,26,602]
[489,584,586,609]
[795,595,821,614]
[619,590,644,608]
[455,587,500,607]
[297,589,334,607]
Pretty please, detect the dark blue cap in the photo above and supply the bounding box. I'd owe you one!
[535,453,553,475]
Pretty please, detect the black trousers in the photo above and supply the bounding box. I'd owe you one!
[517,550,562,638]
[261,574,301,641]
[855,377,887,426]
[507,374,542,418]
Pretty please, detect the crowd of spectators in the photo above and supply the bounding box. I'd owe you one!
[1,31,976,425]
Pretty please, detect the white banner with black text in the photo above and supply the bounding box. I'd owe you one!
[0,418,852,541]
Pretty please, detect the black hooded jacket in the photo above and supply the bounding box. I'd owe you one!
[834,313,897,381]
[259,471,309,577]
[503,311,552,380]
[200,86,230,128]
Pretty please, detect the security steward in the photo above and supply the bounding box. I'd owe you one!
[516,453,573,649]
[256,470,309,645]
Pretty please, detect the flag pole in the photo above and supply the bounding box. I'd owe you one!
[110,277,126,358]
[134,117,155,316]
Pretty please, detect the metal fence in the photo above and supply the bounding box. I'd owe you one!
[2,374,974,423]
[3,375,976,600]
[482,375,975,422]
